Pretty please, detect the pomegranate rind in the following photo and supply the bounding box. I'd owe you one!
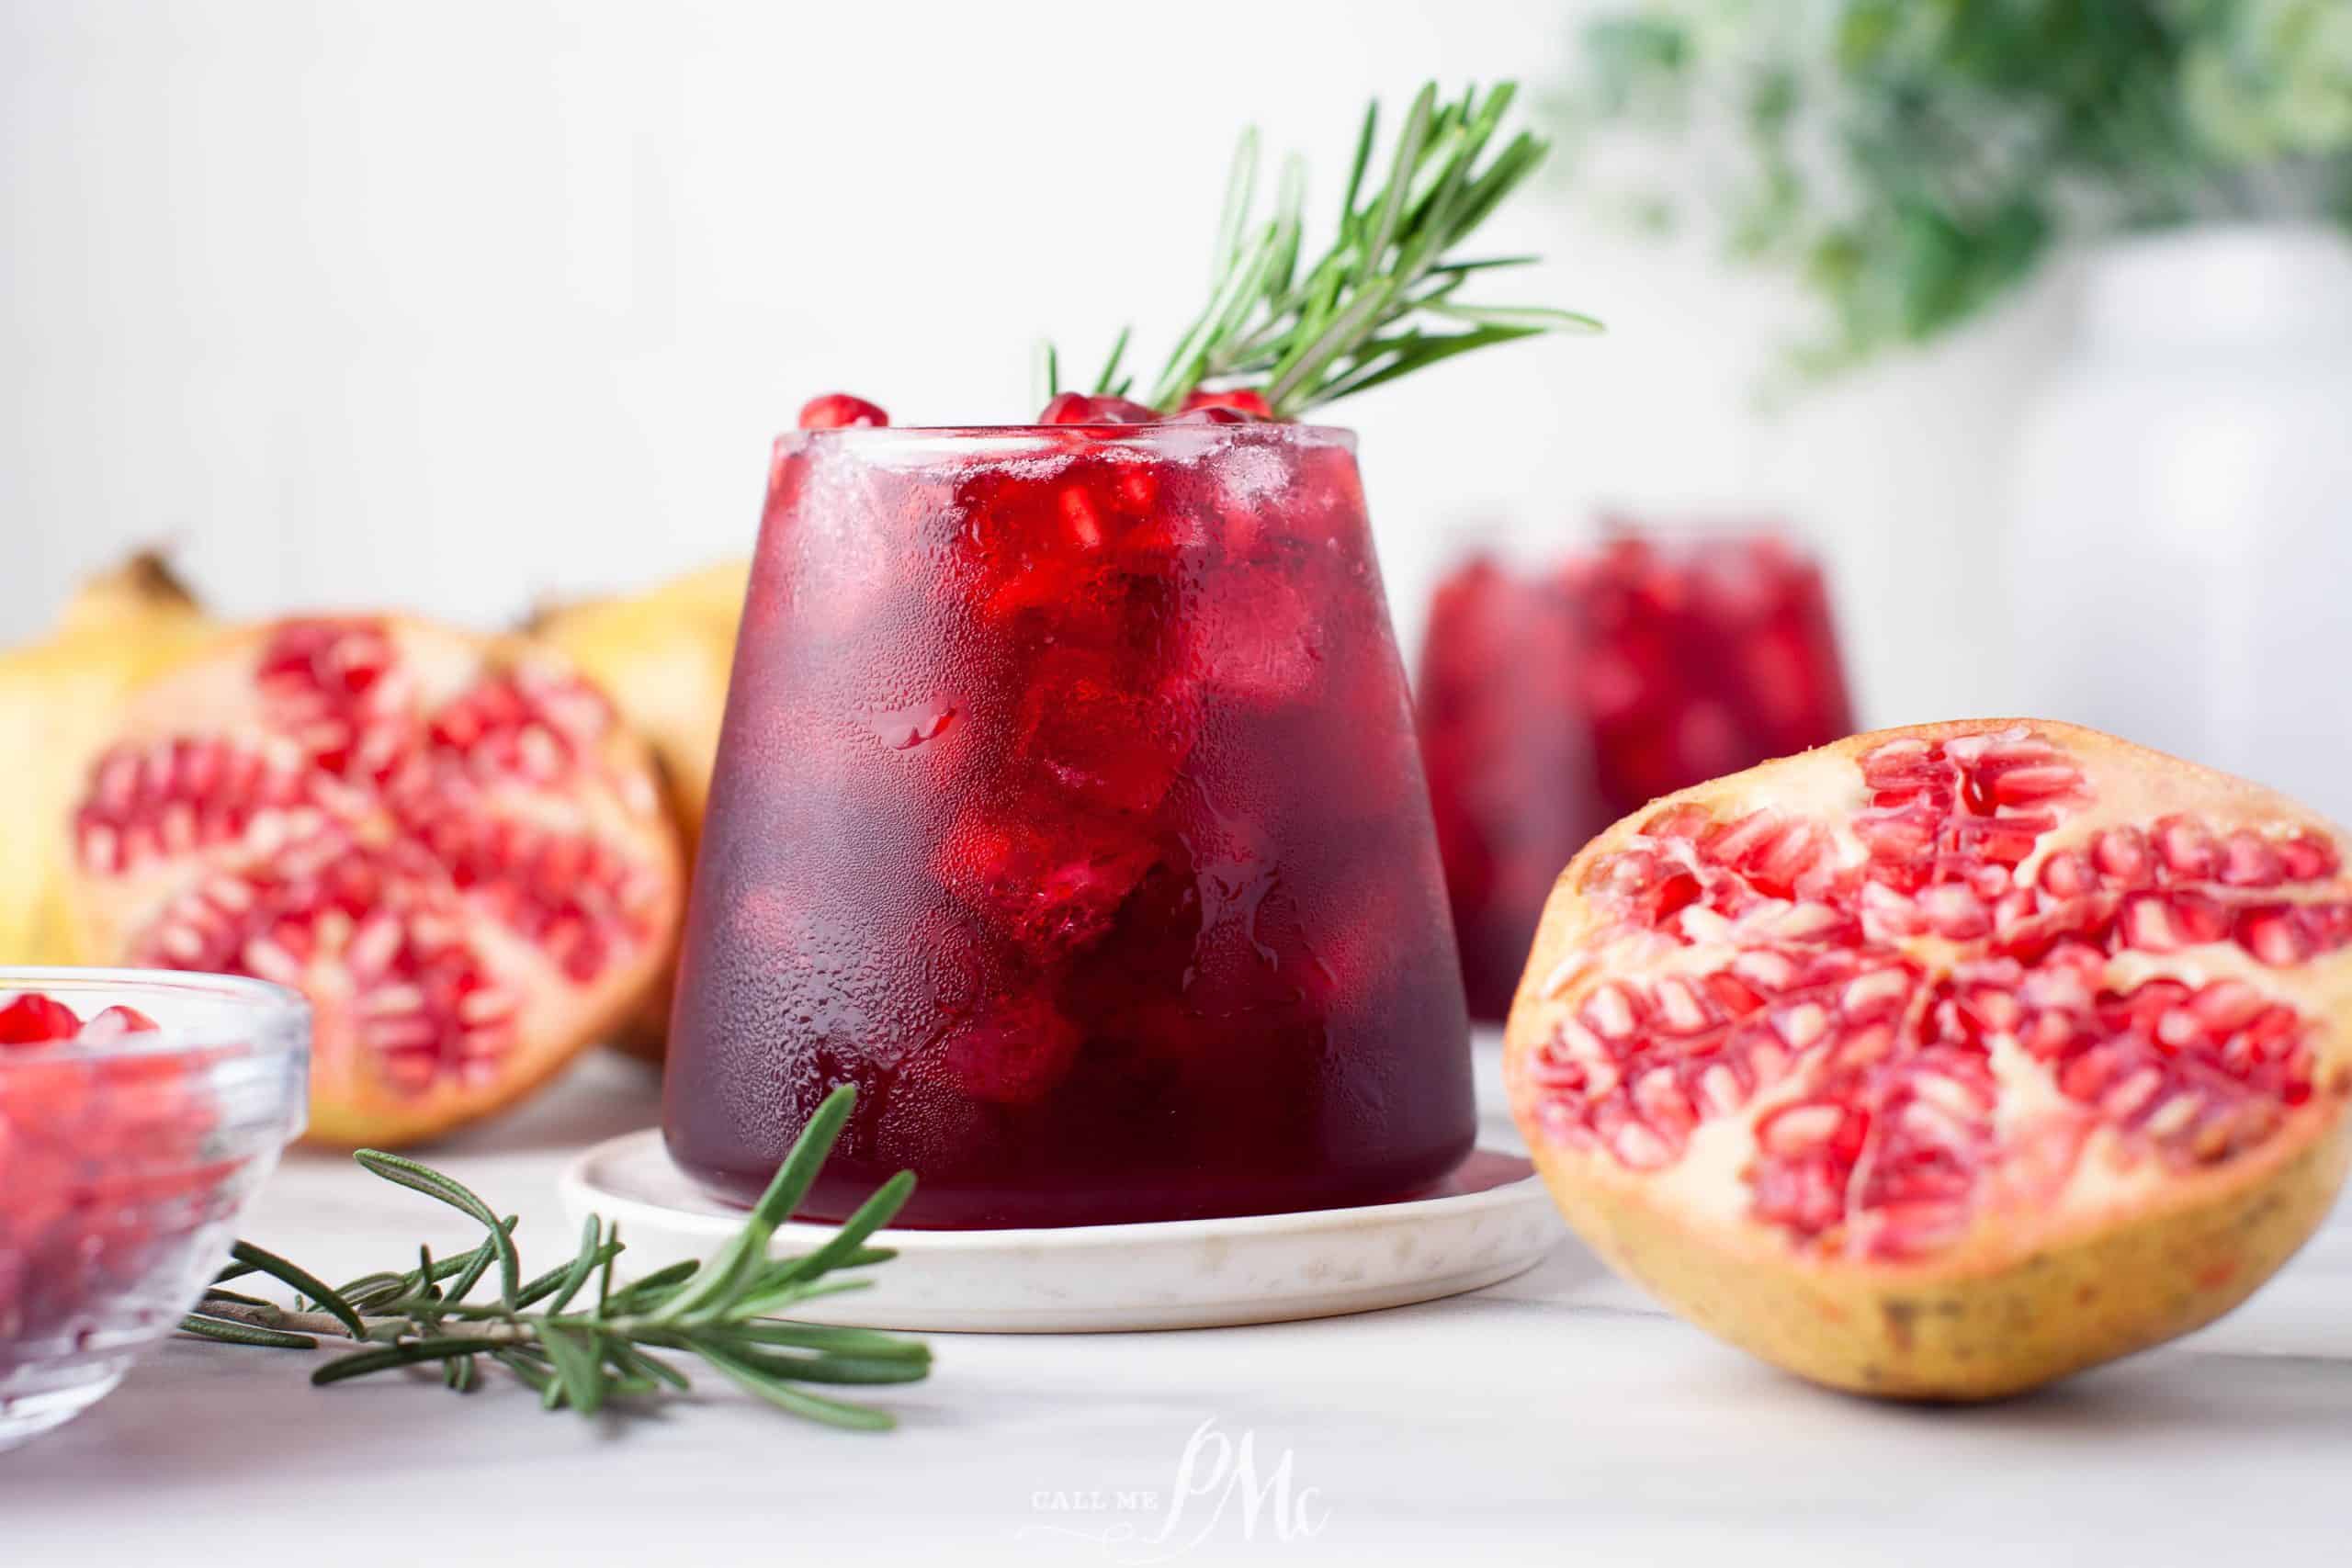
[0,555,215,970]
[1505,718,2352,1400]
[60,616,687,1146]
[529,559,748,1061]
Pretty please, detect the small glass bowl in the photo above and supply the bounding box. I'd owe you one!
[0,967,310,1451]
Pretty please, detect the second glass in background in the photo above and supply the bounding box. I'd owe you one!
[1418,522,1856,1021]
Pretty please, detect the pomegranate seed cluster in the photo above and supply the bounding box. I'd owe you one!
[1521,727,2352,1259]
[0,994,227,1356]
[71,619,672,1098]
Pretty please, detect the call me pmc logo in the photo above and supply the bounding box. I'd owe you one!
[1020,1417,1331,1561]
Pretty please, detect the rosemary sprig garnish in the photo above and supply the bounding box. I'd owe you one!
[178,1085,930,1430]
[1063,81,1599,420]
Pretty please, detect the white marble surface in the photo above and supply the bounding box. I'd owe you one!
[6,1037,2351,1565]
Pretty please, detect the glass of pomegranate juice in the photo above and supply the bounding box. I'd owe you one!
[1419,523,1856,1021]
[664,421,1477,1226]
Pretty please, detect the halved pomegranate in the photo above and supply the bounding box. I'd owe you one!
[60,616,687,1145]
[530,559,750,1061]
[1505,719,2352,1400]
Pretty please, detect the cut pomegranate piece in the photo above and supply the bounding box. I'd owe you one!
[797,392,889,430]
[1505,718,2352,1399]
[61,616,687,1146]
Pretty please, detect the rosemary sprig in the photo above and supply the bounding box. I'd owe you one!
[1058,81,1599,420]
[178,1085,930,1431]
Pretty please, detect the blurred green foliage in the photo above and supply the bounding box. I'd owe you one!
[1558,0,2352,377]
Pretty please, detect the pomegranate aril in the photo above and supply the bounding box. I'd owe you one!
[2088,828,2151,887]
[1037,392,1161,425]
[2038,850,2096,897]
[2239,905,2313,966]
[1581,982,1642,1039]
[1984,762,2082,807]
[2279,832,2340,882]
[79,1005,161,1043]
[1179,387,1272,419]
[1652,977,1713,1034]
[2122,894,2182,952]
[2219,830,2286,887]
[797,392,889,430]
[2154,815,2218,879]
[2189,978,2267,1032]
[1705,973,1766,1018]
[0,993,81,1047]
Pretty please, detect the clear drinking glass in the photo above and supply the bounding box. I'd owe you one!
[1418,521,1857,1021]
[663,422,1476,1227]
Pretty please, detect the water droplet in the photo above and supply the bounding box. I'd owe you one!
[866,701,957,751]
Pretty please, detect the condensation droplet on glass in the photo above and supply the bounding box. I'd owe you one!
[866,701,958,751]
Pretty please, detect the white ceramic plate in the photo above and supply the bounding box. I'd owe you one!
[559,1133,1563,1333]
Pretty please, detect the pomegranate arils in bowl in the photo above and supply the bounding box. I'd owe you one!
[797,392,890,430]
[60,615,686,1147]
[0,969,308,1450]
[1505,718,2352,1400]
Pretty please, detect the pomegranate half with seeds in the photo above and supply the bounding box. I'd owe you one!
[1505,719,2352,1400]
[531,558,750,1062]
[59,616,687,1145]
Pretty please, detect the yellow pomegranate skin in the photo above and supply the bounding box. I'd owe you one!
[0,556,216,967]
[530,559,748,1060]
[1506,719,2352,1400]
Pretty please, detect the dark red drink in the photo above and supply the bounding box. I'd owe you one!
[1418,525,1855,1020]
[665,422,1475,1226]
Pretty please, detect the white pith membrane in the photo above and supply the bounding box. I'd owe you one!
[65,618,676,1103]
[1511,725,2352,1263]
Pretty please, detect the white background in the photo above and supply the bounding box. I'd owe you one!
[0,0,2073,723]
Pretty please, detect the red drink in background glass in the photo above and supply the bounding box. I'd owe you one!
[664,422,1476,1227]
[1418,525,1856,1021]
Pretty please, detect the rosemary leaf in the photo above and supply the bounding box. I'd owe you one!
[1092,324,1133,398]
[352,1152,520,1307]
[537,1324,606,1418]
[544,1217,605,1315]
[179,1313,319,1350]
[311,1337,514,1386]
[229,1242,367,1339]
[697,1344,899,1433]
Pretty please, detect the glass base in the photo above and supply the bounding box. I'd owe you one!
[0,1359,129,1451]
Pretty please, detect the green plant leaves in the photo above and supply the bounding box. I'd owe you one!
[1557,0,2352,378]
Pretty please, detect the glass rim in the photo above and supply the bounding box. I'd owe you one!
[775,421,1358,460]
[1444,513,1826,570]
[0,966,313,1065]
